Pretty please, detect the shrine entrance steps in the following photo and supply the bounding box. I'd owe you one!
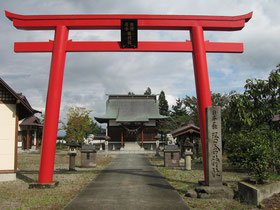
[121,141,144,152]
[64,154,189,210]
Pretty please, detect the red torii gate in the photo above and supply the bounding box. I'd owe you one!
[6,11,252,184]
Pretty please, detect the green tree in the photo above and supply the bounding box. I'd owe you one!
[227,65,280,130]
[128,91,135,95]
[226,64,280,177]
[158,90,169,116]
[226,128,273,183]
[144,87,152,95]
[62,106,92,143]
[89,119,102,135]
[171,98,187,117]
[183,96,199,125]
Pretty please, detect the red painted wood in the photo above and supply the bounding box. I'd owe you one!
[5,10,253,21]
[190,26,212,181]
[26,126,30,150]
[38,25,69,184]
[14,41,243,53]
[6,11,252,184]
[6,11,252,31]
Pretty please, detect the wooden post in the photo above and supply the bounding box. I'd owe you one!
[141,130,144,148]
[36,128,39,150]
[14,106,19,172]
[26,126,30,150]
[121,130,123,148]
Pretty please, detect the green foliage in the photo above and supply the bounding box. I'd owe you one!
[62,106,93,143]
[128,91,135,95]
[227,65,280,131]
[158,90,169,116]
[225,64,280,181]
[144,87,152,95]
[171,98,188,117]
[226,128,272,183]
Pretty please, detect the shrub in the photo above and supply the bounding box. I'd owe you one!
[226,128,272,184]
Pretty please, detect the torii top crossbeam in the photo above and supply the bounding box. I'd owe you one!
[6,11,252,53]
[6,11,252,184]
[6,11,251,30]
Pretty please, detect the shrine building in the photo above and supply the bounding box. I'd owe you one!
[0,78,39,181]
[95,95,167,150]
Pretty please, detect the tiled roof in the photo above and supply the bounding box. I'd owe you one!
[0,77,40,120]
[20,115,43,127]
[95,95,167,123]
[170,121,200,137]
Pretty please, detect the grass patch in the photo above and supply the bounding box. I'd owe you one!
[148,155,257,209]
[0,150,113,210]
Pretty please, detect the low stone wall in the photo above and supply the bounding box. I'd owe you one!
[239,181,280,205]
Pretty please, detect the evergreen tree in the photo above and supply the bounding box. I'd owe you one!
[158,90,169,116]
[144,87,152,95]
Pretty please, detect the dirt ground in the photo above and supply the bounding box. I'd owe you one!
[0,150,113,210]
[261,193,280,210]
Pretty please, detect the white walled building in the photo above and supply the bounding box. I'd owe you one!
[0,78,38,181]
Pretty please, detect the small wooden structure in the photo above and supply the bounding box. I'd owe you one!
[170,120,200,158]
[19,115,42,150]
[0,78,38,181]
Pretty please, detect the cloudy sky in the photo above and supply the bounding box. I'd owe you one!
[1,0,280,128]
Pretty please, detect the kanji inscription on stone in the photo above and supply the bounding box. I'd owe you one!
[206,106,222,186]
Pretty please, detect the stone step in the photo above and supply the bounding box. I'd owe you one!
[122,141,143,151]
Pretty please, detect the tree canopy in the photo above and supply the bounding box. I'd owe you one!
[62,106,100,143]
[158,90,169,116]
[144,87,152,95]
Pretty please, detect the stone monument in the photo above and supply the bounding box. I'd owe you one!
[185,106,233,199]
[164,134,180,167]
[81,145,97,168]
[206,106,222,186]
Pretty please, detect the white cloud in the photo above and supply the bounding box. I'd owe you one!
[1,0,280,129]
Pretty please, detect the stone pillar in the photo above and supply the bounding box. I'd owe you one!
[105,141,109,152]
[155,140,160,157]
[184,148,193,170]
[206,106,222,186]
[68,150,77,171]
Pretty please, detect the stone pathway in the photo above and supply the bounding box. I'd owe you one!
[64,154,189,210]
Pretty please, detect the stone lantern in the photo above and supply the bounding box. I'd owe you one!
[154,135,161,157]
[183,141,194,171]
[66,140,81,171]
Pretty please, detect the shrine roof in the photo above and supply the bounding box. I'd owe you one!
[0,77,40,120]
[20,115,43,127]
[95,95,167,123]
[170,120,200,137]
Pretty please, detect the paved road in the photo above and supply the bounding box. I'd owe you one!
[64,154,189,210]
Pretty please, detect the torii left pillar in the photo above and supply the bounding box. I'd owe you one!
[38,26,69,183]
